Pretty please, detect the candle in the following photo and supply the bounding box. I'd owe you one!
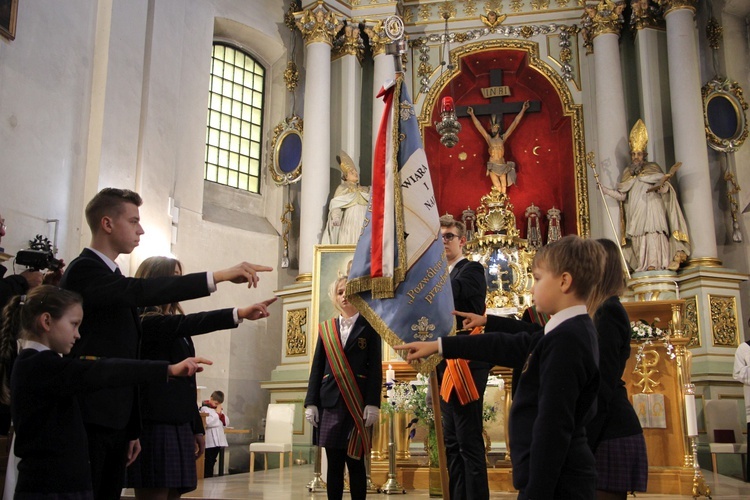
[386,364,396,400]
[685,394,698,436]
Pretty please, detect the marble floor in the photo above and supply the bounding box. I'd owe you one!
[121,464,750,499]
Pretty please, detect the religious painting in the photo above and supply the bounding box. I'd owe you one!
[310,245,356,364]
[419,40,589,240]
[0,0,18,40]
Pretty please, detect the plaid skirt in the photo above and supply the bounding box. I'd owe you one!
[594,433,648,493]
[15,492,94,500]
[318,403,354,450]
[125,422,197,492]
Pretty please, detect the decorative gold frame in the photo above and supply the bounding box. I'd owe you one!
[701,76,749,153]
[707,294,740,347]
[268,115,303,185]
[0,0,18,40]
[417,39,590,237]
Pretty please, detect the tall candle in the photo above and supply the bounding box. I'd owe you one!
[386,364,396,400]
[685,394,698,436]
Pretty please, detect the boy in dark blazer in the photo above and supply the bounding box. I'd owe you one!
[436,215,489,500]
[60,188,272,500]
[305,275,382,500]
[396,235,605,500]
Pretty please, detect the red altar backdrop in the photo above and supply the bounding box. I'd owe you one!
[424,48,578,241]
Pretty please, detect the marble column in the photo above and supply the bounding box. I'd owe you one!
[663,0,719,266]
[295,4,342,278]
[332,23,364,169]
[586,2,628,242]
[365,21,395,156]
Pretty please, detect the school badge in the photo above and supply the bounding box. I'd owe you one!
[358,338,367,350]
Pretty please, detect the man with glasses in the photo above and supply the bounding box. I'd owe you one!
[436,214,489,500]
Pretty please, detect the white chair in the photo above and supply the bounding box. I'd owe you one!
[704,399,747,479]
[249,403,295,473]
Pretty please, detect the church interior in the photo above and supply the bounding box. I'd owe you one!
[3,0,750,496]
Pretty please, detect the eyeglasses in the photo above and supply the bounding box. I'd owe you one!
[441,233,458,242]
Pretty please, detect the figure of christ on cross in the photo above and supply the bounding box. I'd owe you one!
[467,100,530,194]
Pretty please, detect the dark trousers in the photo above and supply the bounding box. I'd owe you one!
[205,447,221,477]
[85,423,129,500]
[325,447,366,500]
[440,369,490,500]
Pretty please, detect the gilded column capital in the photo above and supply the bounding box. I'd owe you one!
[294,1,343,47]
[658,0,697,16]
[333,21,364,62]
[581,0,625,53]
[630,0,664,31]
[364,20,390,57]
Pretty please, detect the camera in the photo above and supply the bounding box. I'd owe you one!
[15,235,62,271]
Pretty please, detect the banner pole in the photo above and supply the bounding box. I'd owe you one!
[430,371,451,500]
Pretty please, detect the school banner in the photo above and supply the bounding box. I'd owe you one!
[347,76,455,374]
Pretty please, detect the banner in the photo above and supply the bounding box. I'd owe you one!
[347,76,455,374]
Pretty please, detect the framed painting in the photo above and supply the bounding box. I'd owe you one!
[310,244,356,348]
[0,0,18,40]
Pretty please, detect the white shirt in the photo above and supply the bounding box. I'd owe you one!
[339,313,359,347]
[543,305,588,335]
[733,341,750,422]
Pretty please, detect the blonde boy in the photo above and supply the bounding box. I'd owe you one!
[396,235,605,499]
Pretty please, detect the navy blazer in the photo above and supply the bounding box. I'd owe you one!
[60,248,211,434]
[305,315,382,410]
[442,314,599,498]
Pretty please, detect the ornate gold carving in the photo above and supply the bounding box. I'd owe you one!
[464,0,478,16]
[484,0,503,11]
[480,10,506,30]
[268,115,303,185]
[419,39,589,237]
[364,20,390,57]
[294,2,343,47]
[284,2,297,32]
[474,189,520,240]
[333,22,364,62]
[509,0,523,12]
[283,61,299,92]
[708,295,739,347]
[418,4,433,21]
[531,0,551,10]
[630,0,663,31]
[701,77,749,153]
[683,296,700,347]
[286,308,308,356]
[658,0,697,16]
[706,16,722,50]
[633,347,661,393]
[438,1,457,20]
[581,0,625,52]
[281,202,294,269]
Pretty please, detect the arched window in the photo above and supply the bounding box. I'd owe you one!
[204,43,265,193]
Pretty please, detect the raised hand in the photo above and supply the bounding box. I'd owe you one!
[238,297,278,321]
[169,356,213,377]
[215,262,273,288]
[393,341,439,361]
[453,310,486,330]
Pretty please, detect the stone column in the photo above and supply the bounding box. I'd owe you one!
[663,0,719,266]
[365,20,395,156]
[295,4,342,279]
[583,1,628,242]
[332,23,364,169]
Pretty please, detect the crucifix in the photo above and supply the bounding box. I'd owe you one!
[455,68,542,194]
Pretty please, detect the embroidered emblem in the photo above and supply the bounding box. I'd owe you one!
[400,101,415,122]
[411,316,436,341]
[358,338,367,349]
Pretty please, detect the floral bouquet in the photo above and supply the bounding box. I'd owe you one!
[630,318,676,370]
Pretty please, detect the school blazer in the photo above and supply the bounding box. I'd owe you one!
[305,316,382,410]
[60,248,211,433]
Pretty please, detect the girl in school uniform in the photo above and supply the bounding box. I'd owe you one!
[0,285,210,499]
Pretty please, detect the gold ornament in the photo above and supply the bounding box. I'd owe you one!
[629,118,648,153]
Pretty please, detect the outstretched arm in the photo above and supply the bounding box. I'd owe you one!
[467,107,490,144]
[503,100,530,140]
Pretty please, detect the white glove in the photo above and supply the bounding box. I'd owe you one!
[363,405,380,427]
[305,405,319,427]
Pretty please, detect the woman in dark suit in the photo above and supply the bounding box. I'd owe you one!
[126,257,275,500]
[304,275,382,500]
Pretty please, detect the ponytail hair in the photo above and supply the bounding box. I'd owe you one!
[0,286,83,404]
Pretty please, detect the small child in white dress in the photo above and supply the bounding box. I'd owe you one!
[200,390,229,477]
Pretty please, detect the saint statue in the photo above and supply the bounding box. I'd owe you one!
[601,119,691,272]
[321,151,370,245]
[467,100,530,194]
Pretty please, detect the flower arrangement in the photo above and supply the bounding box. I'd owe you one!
[630,318,676,370]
